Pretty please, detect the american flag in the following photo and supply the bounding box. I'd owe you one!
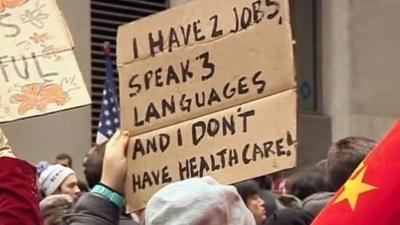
[96,42,120,145]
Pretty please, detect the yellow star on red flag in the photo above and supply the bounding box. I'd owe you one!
[311,121,400,225]
[333,164,377,211]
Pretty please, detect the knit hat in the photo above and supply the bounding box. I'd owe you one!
[37,161,50,176]
[39,164,75,196]
[145,176,256,225]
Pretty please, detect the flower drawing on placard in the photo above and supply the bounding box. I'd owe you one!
[61,76,80,93]
[25,32,63,62]
[10,83,71,115]
[20,1,49,29]
[0,0,27,13]
[30,32,50,44]
[41,44,62,61]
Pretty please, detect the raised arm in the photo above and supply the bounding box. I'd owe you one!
[64,130,130,225]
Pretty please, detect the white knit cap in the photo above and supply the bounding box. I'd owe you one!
[39,164,75,196]
[145,176,256,225]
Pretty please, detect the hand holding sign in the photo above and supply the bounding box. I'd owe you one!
[101,130,130,194]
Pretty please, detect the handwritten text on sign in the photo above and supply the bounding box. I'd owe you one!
[128,90,296,194]
[0,0,90,122]
[118,0,293,135]
[117,0,296,210]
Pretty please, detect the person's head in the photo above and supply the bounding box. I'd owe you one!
[37,161,50,176]
[254,175,273,190]
[253,176,278,216]
[77,180,89,193]
[82,143,106,188]
[286,165,329,200]
[234,180,267,224]
[39,164,81,200]
[40,194,73,225]
[265,208,314,225]
[327,136,376,191]
[55,153,73,168]
[145,176,256,225]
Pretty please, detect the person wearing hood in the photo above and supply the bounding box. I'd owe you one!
[234,180,267,224]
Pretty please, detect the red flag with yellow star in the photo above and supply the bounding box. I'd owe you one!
[311,120,400,225]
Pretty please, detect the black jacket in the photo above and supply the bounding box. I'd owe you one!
[64,193,139,225]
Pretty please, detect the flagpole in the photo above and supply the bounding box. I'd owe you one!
[103,41,120,111]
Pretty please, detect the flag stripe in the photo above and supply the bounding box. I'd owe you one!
[95,42,120,145]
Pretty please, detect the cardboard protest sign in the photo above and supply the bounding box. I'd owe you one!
[0,0,91,122]
[126,89,296,209]
[117,0,296,210]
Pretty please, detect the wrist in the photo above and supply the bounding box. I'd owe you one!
[100,176,124,194]
[97,182,123,196]
[92,183,125,209]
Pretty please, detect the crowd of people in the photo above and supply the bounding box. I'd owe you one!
[0,127,376,225]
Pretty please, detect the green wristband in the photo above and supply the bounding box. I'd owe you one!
[92,184,125,209]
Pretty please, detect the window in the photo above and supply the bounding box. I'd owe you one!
[91,0,169,143]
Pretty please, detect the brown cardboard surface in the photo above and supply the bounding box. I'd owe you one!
[0,0,91,122]
[117,0,297,210]
[118,0,294,134]
[125,89,297,210]
[117,0,289,65]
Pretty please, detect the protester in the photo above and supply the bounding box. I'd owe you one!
[146,176,256,225]
[253,175,279,216]
[234,180,267,224]
[327,137,376,191]
[37,161,50,176]
[286,165,330,200]
[40,194,73,225]
[83,143,106,189]
[39,164,81,200]
[302,136,376,216]
[64,130,131,225]
[77,180,90,193]
[0,127,43,225]
[56,153,73,168]
[64,131,256,225]
[82,142,138,225]
[311,121,400,225]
